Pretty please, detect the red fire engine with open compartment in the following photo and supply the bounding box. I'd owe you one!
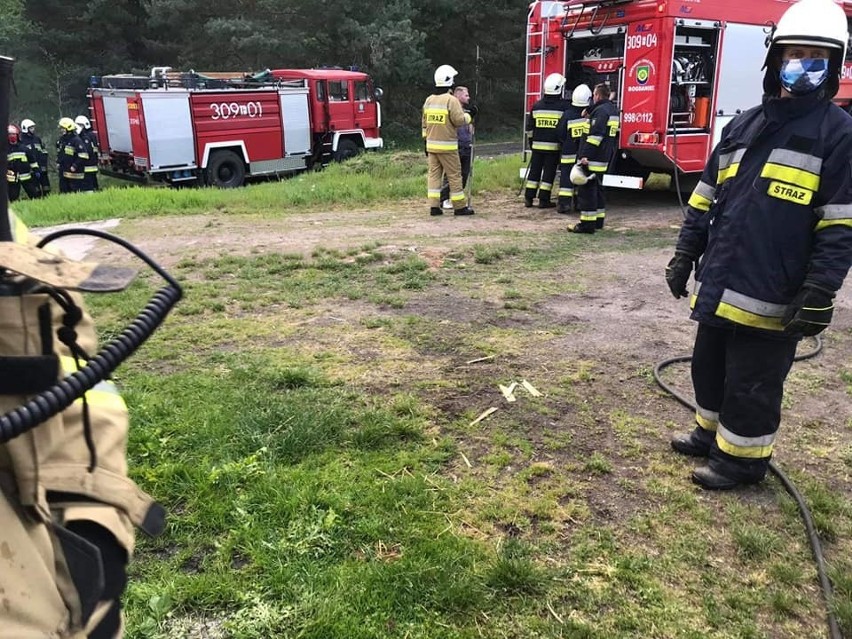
[525,0,852,189]
[88,67,383,187]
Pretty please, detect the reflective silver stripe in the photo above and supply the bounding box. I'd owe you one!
[766,148,822,174]
[561,154,577,163]
[693,180,716,201]
[567,118,587,126]
[816,203,852,220]
[718,423,776,449]
[718,148,746,171]
[607,116,620,122]
[532,109,565,118]
[720,289,786,318]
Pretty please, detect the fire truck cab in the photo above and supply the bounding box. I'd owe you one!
[88,67,383,187]
[525,0,852,189]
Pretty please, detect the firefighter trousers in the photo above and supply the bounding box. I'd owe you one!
[428,152,466,211]
[556,161,575,212]
[691,323,798,482]
[8,179,41,202]
[575,179,606,229]
[524,151,559,204]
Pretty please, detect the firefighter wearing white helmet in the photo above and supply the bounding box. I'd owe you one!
[56,117,88,194]
[553,84,593,214]
[666,0,852,490]
[571,83,619,233]
[422,65,475,216]
[524,73,570,209]
[19,118,50,195]
[75,115,100,192]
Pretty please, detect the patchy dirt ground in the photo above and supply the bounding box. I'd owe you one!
[62,187,850,499]
[42,187,851,637]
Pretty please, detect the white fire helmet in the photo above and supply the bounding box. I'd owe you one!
[544,73,566,96]
[20,118,36,134]
[763,0,849,96]
[569,164,596,186]
[75,115,91,130]
[571,84,592,107]
[434,65,458,88]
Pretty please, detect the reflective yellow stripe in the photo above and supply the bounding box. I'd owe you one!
[450,192,465,201]
[579,212,597,221]
[716,424,775,459]
[426,140,458,152]
[717,163,739,184]
[688,193,712,211]
[586,136,602,146]
[715,303,784,331]
[10,212,29,243]
[695,406,719,432]
[531,141,560,151]
[760,163,820,192]
[816,218,852,230]
[539,183,552,192]
[84,166,98,172]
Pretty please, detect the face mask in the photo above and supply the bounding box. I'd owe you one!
[779,58,829,95]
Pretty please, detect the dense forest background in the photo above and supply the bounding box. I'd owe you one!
[0,0,528,144]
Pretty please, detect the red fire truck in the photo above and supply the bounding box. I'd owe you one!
[525,0,852,189]
[88,67,383,187]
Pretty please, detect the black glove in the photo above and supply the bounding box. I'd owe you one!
[665,251,695,299]
[783,283,835,336]
[467,104,479,119]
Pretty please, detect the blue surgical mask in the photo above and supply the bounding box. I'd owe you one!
[779,58,829,95]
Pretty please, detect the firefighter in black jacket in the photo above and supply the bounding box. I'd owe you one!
[20,118,50,196]
[75,115,99,192]
[665,0,852,490]
[554,84,592,215]
[56,117,88,194]
[524,73,570,209]
[6,124,41,201]
[571,83,620,233]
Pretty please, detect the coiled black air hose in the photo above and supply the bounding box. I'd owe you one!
[654,336,843,639]
[0,228,182,443]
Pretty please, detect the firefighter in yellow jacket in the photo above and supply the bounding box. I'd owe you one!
[1,209,165,638]
[422,65,475,216]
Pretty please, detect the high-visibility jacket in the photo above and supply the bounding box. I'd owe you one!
[578,99,619,173]
[526,95,570,152]
[7,141,39,183]
[20,131,49,171]
[555,105,589,165]
[422,91,469,154]
[56,132,88,180]
[677,91,852,333]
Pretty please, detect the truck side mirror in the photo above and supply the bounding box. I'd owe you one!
[374,87,384,102]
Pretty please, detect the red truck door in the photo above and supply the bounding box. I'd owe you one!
[352,78,378,134]
[326,78,356,131]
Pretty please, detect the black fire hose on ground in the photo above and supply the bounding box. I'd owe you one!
[653,336,843,639]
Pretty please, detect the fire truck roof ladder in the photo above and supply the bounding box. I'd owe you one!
[562,0,633,39]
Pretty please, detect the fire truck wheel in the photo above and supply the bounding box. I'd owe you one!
[334,139,360,162]
[206,150,246,188]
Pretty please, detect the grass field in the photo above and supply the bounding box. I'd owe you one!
[13,151,852,639]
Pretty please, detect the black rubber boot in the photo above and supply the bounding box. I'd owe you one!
[430,207,443,216]
[595,218,605,229]
[670,426,714,457]
[568,222,595,234]
[524,198,534,208]
[557,205,572,215]
[454,207,475,216]
[539,200,556,209]
[691,466,741,490]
